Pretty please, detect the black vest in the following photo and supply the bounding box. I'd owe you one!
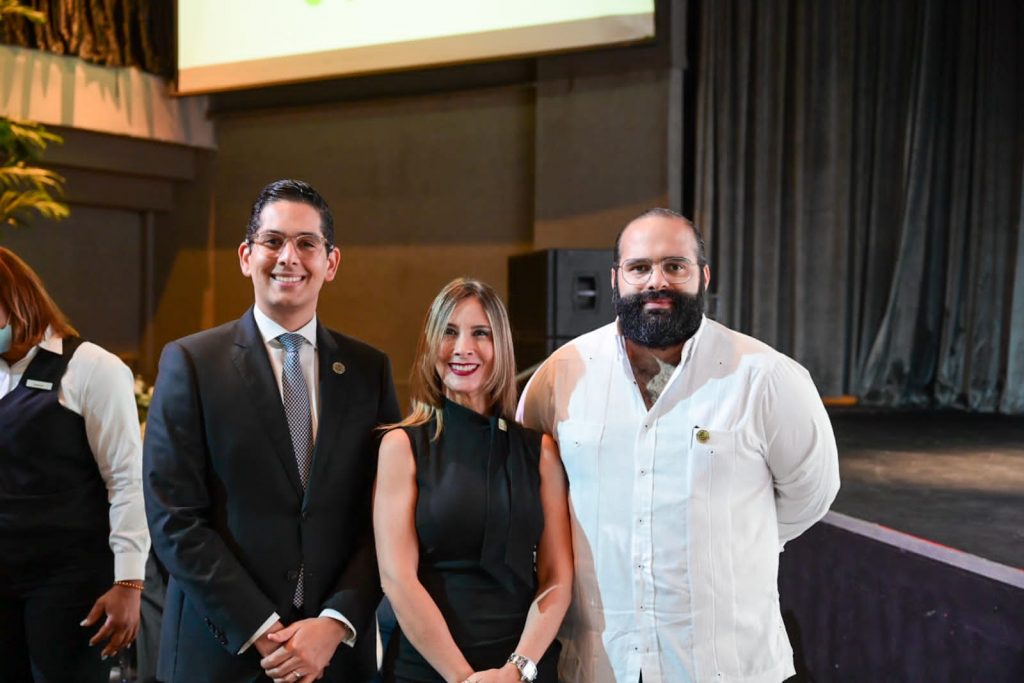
[0,337,111,579]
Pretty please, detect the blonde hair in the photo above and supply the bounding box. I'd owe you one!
[390,278,517,440]
[0,247,77,359]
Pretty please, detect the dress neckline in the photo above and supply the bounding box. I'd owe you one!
[442,397,495,427]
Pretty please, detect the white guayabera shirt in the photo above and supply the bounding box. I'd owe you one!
[517,317,840,683]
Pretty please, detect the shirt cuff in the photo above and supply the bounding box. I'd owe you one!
[319,609,357,647]
[239,613,280,654]
[113,551,148,582]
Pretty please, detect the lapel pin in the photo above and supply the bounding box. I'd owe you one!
[498,418,508,432]
[332,361,346,375]
[696,429,710,444]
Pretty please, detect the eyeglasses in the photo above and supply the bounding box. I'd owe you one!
[615,257,698,285]
[248,231,332,255]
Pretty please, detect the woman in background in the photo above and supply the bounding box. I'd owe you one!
[0,247,150,682]
[374,278,572,683]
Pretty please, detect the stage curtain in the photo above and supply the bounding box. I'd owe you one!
[0,0,172,78]
[694,0,1024,412]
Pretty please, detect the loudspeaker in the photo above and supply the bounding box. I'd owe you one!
[508,249,616,373]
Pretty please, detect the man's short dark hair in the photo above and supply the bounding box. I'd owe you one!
[613,208,707,266]
[245,179,335,249]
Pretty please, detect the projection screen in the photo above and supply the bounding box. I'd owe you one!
[176,0,656,94]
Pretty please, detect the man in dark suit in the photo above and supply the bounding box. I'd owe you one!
[144,179,400,683]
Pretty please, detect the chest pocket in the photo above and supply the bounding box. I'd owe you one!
[688,426,737,492]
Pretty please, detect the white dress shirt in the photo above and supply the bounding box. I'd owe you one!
[242,306,357,653]
[517,318,840,683]
[0,328,150,580]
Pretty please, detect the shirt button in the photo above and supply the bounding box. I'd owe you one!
[638,518,644,525]
[640,469,647,476]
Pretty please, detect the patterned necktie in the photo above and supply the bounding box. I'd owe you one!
[278,333,313,488]
[277,332,312,607]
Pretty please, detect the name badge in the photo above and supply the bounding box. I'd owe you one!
[26,379,54,391]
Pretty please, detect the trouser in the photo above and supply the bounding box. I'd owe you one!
[0,562,112,683]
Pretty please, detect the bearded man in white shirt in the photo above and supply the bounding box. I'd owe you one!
[516,208,840,683]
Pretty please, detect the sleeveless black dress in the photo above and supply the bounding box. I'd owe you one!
[381,399,560,682]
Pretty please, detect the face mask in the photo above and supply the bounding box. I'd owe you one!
[0,322,11,354]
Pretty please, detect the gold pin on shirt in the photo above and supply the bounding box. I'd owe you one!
[696,429,710,444]
[332,361,346,375]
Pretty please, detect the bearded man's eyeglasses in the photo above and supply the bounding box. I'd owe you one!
[615,257,697,285]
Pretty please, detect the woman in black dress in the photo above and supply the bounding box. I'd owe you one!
[374,278,572,683]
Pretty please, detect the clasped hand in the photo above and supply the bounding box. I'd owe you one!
[257,617,350,683]
[460,662,522,683]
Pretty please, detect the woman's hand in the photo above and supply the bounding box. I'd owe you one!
[461,662,522,683]
[81,583,142,658]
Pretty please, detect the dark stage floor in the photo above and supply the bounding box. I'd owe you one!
[828,409,1024,569]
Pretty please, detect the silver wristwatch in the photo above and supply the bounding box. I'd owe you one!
[507,653,538,682]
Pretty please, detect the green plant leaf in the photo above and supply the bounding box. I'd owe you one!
[0,164,65,192]
[0,114,68,227]
[0,1,45,25]
[0,189,70,227]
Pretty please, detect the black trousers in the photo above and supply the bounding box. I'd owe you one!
[0,563,112,683]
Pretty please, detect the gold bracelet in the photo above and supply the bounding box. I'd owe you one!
[114,580,145,591]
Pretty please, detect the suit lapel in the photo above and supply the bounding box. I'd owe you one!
[231,309,305,498]
[307,323,353,496]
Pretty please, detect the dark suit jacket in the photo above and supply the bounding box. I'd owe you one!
[144,309,400,683]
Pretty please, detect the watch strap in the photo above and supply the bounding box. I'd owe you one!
[507,653,538,682]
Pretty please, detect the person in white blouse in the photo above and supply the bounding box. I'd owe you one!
[0,247,150,682]
[517,209,840,683]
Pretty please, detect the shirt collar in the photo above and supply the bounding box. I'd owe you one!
[253,306,318,349]
[37,325,62,354]
[613,315,708,366]
[1,326,59,375]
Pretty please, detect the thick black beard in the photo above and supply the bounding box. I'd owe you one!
[613,279,705,349]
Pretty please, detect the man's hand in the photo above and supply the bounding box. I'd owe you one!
[80,584,142,659]
[254,620,286,658]
[261,617,350,683]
